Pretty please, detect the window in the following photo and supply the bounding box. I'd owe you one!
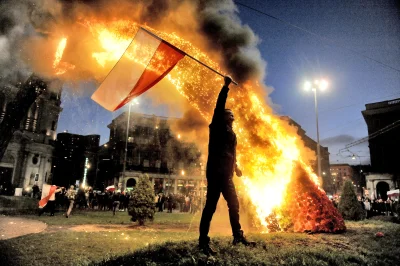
[51,121,56,131]
[32,156,39,165]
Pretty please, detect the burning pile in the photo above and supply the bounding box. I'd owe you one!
[279,165,345,233]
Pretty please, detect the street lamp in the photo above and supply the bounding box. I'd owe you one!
[304,79,329,178]
[122,99,140,183]
[352,154,363,194]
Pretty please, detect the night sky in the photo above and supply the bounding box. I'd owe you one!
[57,0,400,166]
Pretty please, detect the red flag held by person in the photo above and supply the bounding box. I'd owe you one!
[91,28,185,111]
[39,185,57,208]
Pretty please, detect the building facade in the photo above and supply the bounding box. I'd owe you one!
[97,112,203,195]
[362,97,400,175]
[364,173,395,200]
[362,97,400,199]
[330,164,354,194]
[0,79,63,193]
[52,133,100,188]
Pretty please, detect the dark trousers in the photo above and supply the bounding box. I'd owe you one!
[199,177,241,241]
[39,200,56,216]
[112,201,120,215]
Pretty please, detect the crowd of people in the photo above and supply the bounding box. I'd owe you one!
[36,185,206,217]
[360,197,399,218]
[331,196,399,218]
[38,186,131,217]
[155,192,204,214]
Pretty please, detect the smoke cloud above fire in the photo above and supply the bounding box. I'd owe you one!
[0,0,266,84]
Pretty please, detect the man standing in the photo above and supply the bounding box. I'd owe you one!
[199,76,255,255]
[112,191,120,215]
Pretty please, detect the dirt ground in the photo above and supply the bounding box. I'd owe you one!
[0,215,48,240]
[0,214,235,240]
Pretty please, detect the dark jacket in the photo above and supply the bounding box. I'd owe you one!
[206,85,237,179]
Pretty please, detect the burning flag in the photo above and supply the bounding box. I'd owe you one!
[91,27,186,111]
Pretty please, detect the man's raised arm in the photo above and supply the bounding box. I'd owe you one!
[211,76,232,124]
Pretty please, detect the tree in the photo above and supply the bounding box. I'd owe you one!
[128,175,155,225]
[0,75,46,161]
[338,180,365,220]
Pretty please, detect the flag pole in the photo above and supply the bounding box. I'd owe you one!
[140,27,239,86]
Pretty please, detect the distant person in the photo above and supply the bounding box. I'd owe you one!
[32,184,40,199]
[65,185,76,218]
[39,185,64,216]
[199,76,255,256]
[112,192,120,215]
[158,193,165,212]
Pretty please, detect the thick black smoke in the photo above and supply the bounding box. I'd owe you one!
[1,0,265,85]
[0,0,32,86]
[197,0,265,82]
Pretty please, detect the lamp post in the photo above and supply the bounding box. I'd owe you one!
[352,154,362,195]
[304,79,328,178]
[122,99,139,184]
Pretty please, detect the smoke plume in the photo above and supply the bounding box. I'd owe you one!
[0,0,32,87]
[1,0,265,83]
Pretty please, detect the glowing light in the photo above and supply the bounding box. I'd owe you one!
[319,79,328,91]
[304,81,312,91]
[82,158,89,188]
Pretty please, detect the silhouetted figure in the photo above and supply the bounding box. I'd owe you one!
[199,76,255,256]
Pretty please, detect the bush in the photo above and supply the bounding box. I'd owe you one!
[128,175,155,225]
[338,181,365,220]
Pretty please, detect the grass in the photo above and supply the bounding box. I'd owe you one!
[19,210,202,228]
[1,210,399,266]
[97,220,400,266]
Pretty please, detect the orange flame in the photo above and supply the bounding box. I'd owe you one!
[84,20,344,233]
[53,38,67,68]
[53,37,75,75]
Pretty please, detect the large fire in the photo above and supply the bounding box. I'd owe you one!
[54,20,345,233]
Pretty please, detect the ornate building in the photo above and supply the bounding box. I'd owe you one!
[97,112,203,194]
[0,79,62,193]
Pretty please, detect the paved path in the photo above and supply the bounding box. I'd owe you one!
[0,215,47,240]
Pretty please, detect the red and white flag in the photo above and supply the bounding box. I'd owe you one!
[38,184,57,208]
[91,28,186,111]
